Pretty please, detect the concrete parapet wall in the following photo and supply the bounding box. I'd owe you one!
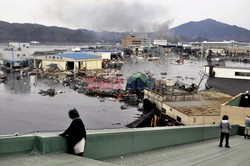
[0,125,239,159]
[0,136,36,157]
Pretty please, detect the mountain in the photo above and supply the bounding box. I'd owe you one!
[0,21,129,43]
[0,21,97,43]
[1,19,250,43]
[171,19,250,42]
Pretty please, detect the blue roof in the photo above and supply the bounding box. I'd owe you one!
[56,53,101,59]
[81,50,123,53]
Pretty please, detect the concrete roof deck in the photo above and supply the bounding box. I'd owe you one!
[164,91,232,116]
[104,135,250,166]
[0,153,117,166]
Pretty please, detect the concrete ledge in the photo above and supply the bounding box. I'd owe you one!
[0,136,35,156]
[85,125,238,159]
[0,125,239,160]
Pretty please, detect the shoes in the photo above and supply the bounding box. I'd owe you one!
[225,145,230,148]
[218,145,222,147]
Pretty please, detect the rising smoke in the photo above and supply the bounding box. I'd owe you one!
[40,0,178,40]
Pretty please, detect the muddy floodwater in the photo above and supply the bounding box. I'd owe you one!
[1,45,249,135]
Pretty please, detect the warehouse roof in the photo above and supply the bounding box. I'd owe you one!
[81,50,123,53]
[57,53,101,59]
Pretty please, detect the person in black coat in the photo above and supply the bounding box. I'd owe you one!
[60,108,86,156]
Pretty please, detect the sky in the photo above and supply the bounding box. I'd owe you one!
[0,0,249,32]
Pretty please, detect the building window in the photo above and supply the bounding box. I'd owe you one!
[49,56,51,59]
[60,57,63,59]
[57,56,59,59]
[52,56,55,59]
[235,72,250,77]
[193,117,196,123]
[45,56,47,59]
[17,54,20,57]
[23,54,26,56]
[177,116,181,123]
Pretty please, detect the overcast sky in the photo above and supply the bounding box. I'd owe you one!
[0,0,249,31]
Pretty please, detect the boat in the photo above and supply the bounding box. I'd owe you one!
[204,65,250,95]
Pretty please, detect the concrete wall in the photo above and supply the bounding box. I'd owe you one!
[163,103,189,124]
[144,90,165,110]
[86,60,102,70]
[42,60,66,70]
[213,68,250,80]
[162,103,220,125]
[41,59,102,71]
[188,115,221,125]
[0,126,239,160]
[221,105,250,126]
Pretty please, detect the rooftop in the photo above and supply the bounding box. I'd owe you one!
[165,91,232,116]
[0,153,117,166]
[105,136,250,166]
[206,77,250,96]
[0,125,242,166]
[81,50,123,53]
[57,53,101,59]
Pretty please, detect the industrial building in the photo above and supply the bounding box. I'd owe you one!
[201,41,236,53]
[153,40,167,46]
[221,93,250,126]
[0,42,33,67]
[121,33,150,48]
[144,89,231,125]
[33,53,102,71]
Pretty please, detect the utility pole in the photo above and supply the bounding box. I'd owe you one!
[11,48,14,69]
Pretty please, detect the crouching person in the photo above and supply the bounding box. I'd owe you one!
[60,108,86,156]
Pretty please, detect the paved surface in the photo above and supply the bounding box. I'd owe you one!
[104,136,250,166]
[0,153,117,166]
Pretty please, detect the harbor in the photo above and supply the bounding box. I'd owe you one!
[1,1,250,164]
[1,42,250,135]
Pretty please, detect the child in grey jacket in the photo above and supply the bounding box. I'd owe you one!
[218,115,231,148]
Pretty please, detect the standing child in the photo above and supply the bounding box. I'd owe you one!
[218,115,231,148]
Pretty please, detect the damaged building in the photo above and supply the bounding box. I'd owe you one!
[33,53,102,71]
[144,88,231,125]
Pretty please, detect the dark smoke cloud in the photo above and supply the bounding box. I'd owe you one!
[41,0,172,32]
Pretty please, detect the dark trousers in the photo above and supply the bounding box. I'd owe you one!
[219,132,229,146]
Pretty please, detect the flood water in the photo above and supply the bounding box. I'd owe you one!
[1,44,250,135]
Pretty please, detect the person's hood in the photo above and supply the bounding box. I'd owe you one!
[222,120,228,123]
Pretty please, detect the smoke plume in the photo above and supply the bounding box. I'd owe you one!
[41,0,169,31]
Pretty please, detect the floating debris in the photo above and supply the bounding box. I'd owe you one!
[0,74,7,83]
[38,89,57,97]
[160,72,167,76]
[120,105,128,110]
